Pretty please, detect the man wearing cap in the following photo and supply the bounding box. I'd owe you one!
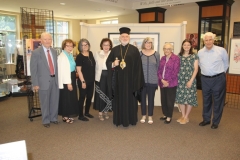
[198,32,229,129]
[106,27,144,127]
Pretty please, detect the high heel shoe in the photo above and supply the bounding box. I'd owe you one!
[140,116,146,123]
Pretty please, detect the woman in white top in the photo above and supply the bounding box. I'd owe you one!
[93,38,113,121]
[58,39,78,123]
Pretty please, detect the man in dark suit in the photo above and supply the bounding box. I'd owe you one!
[30,32,59,128]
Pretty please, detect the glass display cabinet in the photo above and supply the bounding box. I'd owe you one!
[196,0,234,89]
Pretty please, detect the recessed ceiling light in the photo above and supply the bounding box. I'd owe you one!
[60,3,65,5]
[107,11,110,12]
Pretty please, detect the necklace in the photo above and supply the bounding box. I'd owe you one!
[119,44,130,69]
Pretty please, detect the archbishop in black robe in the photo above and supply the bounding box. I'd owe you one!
[106,44,144,127]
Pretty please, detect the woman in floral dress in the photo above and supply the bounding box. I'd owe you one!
[175,39,199,124]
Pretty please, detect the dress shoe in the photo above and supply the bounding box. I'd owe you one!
[43,124,50,128]
[164,119,171,124]
[78,116,89,121]
[50,121,58,124]
[199,121,210,126]
[211,124,218,129]
[160,116,167,121]
[85,113,94,118]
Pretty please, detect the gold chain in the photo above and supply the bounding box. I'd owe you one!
[120,44,130,61]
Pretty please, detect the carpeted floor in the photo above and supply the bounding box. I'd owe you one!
[0,90,240,160]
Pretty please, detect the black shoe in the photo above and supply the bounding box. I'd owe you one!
[199,121,210,126]
[43,124,50,128]
[85,113,94,118]
[50,121,58,124]
[164,119,171,124]
[211,124,218,129]
[78,116,89,121]
[160,116,167,121]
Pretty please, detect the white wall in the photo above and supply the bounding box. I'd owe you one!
[80,22,187,106]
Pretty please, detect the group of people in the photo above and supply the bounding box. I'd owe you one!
[30,29,229,129]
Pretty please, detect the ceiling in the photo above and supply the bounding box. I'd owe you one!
[0,0,200,20]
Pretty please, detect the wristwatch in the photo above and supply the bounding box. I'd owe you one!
[82,81,85,83]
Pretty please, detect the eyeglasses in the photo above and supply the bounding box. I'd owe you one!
[145,41,152,44]
[82,44,88,47]
[66,45,73,48]
[103,45,110,47]
[163,48,172,51]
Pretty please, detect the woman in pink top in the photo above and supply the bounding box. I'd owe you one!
[157,43,180,124]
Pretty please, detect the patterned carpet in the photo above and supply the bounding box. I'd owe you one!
[0,90,239,160]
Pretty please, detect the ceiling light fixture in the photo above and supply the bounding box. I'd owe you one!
[60,3,65,5]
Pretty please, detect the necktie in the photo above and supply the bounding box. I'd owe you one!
[47,50,54,75]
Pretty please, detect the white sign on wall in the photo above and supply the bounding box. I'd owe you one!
[88,0,209,9]
[132,0,209,9]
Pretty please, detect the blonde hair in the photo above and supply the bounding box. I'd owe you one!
[141,37,154,49]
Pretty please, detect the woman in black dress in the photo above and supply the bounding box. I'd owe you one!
[58,39,78,123]
[76,38,96,121]
[93,38,113,121]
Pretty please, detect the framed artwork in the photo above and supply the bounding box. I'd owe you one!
[108,33,160,52]
[186,33,198,49]
[165,42,174,52]
[229,38,240,74]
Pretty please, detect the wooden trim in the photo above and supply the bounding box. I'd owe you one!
[202,5,223,17]
[140,12,155,22]
[158,12,163,22]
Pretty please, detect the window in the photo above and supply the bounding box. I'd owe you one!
[0,15,17,63]
[46,20,69,47]
[100,19,118,24]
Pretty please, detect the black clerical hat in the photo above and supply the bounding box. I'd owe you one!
[119,27,131,35]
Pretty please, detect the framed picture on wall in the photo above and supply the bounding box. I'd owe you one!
[108,33,160,52]
[228,38,240,74]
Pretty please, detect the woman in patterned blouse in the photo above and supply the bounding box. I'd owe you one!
[157,43,180,124]
[175,39,199,124]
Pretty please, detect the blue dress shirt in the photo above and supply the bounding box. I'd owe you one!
[198,45,229,76]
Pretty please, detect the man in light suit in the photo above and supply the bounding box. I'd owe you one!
[30,32,59,128]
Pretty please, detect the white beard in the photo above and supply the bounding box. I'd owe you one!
[121,41,129,46]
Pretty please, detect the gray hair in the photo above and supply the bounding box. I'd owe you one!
[78,38,91,53]
[41,32,52,39]
[141,37,154,50]
[202,32,216,40]
[163,43,173,51]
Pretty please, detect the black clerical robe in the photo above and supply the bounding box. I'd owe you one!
[106,44,144,127]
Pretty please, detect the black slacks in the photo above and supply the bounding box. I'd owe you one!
[141,84,157,116]
[201,73,226,125]
[77,80,94,117]
[160,86,177,118]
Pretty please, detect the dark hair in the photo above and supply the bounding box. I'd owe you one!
[78,38,91,53]
[179,39,194,56]
[61,39,76,50]
[100,38,113,50]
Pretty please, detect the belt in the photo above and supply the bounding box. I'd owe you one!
[50,75,55,77]
[202,72,224,78]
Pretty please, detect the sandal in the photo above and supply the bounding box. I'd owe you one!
[62,117,68,122]
[63,117,73,124]
[104,112,109,119]
[99,114,104,121]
